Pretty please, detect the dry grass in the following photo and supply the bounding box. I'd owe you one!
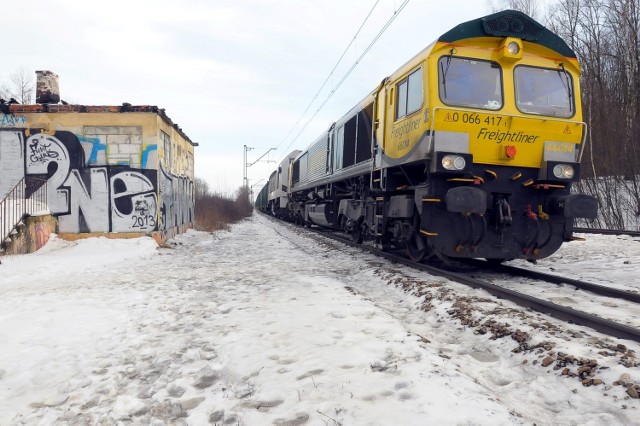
[194,186,252,232]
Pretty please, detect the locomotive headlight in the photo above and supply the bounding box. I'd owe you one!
[507,41,520,55]
[499,37,523,61]
[442,155,466,171]
[553,164,575,179]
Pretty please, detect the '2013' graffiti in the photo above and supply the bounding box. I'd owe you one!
[132,198,157,229]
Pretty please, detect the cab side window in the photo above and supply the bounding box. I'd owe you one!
[396,68,423,120]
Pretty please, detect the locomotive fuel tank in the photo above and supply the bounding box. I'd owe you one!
[306,203,334,227]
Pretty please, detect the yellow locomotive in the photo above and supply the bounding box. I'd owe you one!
[272,10,598,263]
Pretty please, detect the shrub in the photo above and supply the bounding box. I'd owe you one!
[194,179,253,231]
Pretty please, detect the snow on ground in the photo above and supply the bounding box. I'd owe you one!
[511,232,640,293]
[0,214,638,425]
[494,233,640,329]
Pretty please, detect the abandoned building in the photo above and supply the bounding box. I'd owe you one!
[0,71,197,254]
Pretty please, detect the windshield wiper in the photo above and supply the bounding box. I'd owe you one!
[440,49,455,98]
[559,63,574,112]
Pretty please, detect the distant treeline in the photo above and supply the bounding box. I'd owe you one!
[546,0,640,229]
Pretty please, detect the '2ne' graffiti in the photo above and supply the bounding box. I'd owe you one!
[0,128,193,233]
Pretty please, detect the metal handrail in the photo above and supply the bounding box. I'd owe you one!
[0,177,49,247]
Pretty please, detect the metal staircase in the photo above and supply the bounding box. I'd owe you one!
[0,177,49,251]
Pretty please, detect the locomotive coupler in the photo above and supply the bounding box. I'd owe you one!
[496,198,512,228]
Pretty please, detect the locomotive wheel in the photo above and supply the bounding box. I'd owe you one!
[351,223,364,244]
[339,215,347,233]
[406,209,429,262]
[406,231,427,262]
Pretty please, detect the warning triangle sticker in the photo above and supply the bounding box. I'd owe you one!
[563,125,572,134]
[444,113,453,122]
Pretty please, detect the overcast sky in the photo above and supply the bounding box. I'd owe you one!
[3,0,522,195]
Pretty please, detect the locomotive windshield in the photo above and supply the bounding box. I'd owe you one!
[514,66,574,117]
[439,57,503,110]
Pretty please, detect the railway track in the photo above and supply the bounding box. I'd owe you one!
[466,259,640,304]
[262,214,640,344]
[345,238,640,343]
[573,227,640,237]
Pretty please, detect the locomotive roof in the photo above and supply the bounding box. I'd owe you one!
[438,9,576,59]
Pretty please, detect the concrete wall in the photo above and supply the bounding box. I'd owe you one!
[3,215,56,255]
[0,107,195,241]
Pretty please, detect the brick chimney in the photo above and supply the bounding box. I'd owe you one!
[35,70,60,104]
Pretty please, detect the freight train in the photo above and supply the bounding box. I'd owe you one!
[256,10,598,263]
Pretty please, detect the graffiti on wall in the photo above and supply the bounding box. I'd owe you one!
[159,165,194,229]
[0,113,27,127]
[34,222,54,250]
[0,128,193,233]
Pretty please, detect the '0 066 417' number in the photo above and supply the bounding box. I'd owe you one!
[446,112,503,126]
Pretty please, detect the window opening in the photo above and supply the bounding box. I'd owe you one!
[396,68,423,119]
[514,65,574,118]
[343,116,357,168]
[438,57,503,110]
[356,103,374,163]
[335,126,344,170]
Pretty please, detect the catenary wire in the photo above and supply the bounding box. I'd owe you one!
[274,0,381,152]
[278,0,411,158]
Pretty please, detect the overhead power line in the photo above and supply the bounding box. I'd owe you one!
[275,0,381,151]
[278,0,411,157]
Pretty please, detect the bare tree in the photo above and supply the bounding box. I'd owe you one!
[0,67,34,104]
[546,0,582,51]
[194,177,210,201]
[606,0,640,220]
[488,0,540,19]
[0,81,11,100]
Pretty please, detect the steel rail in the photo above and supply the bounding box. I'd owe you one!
[574,227,640,237]
[466,259,640,304]
[380,250,640,343]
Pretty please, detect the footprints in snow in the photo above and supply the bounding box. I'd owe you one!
[361,381,415,402]
[295,369,324,381]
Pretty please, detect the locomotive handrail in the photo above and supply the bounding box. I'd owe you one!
[0,177,49,248]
